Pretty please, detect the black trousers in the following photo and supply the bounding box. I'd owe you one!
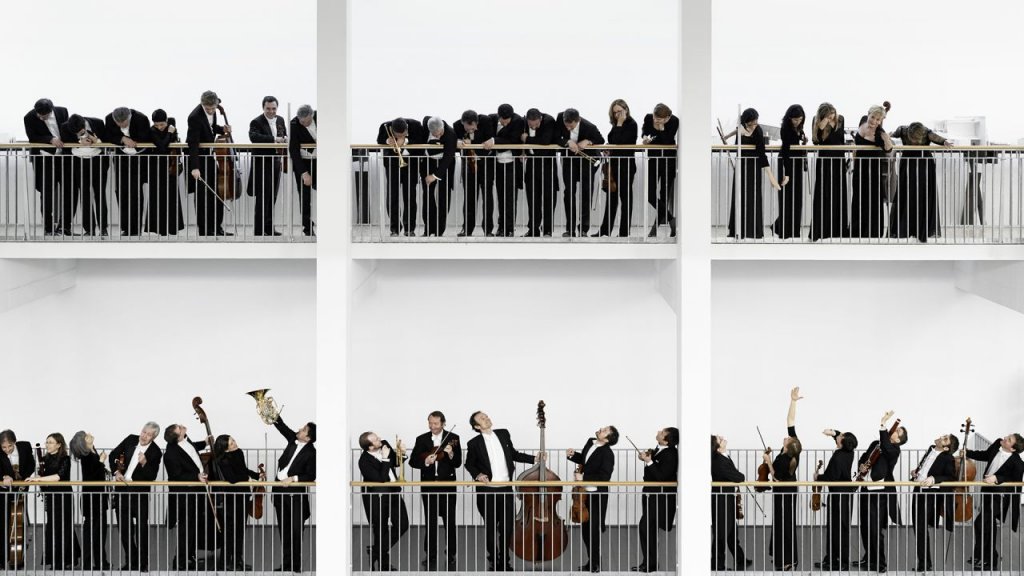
[524,156,556,235]
[639,494,673,568]
[858,490,891,568]
[172,492,211,566]
[43,492,79,568]
[189,157,225,236]
[146,157,183,235]
[113,153,146,235]
[422,159,454,236]
[476,488,515,566]
[494,161,517,235]
[461,161,495,235]
[973,493,1003,565]
[252,157,282,235]
[561,156,596,235]
[291,159,316,235]
[66,155,110,235]
[81,491,109,570]
[32,154,71,233]
[218,491,249,568]
[361,493,410,566]
[913,489,942,569]
[274,492,311,570]
[581,492,609,567]
[115,492,150,570]
[823,492,853,568]
[599,158,636,236]
[646,156,676,225]
[711,493,745,569]
[386,158,417,234]
[421,491,457,564]
[772,491,798,569]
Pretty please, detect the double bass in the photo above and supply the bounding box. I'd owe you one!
[214,102,243,202]
[951,418,976,522]
[191,397,223,533]
[7,463,25,568]
[511,401,568,562]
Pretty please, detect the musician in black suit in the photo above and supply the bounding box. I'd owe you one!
[358,432,410,571]
[855,412,907,573]
[642,104,678,237]
[248,96,288,236]
[911,433,958,572]
[109,422,163,572]
[815,429,858,571]
[289,105,317,236]
[966,433,1024,570]
[568,426,618,573]
[0,429,36,568]
[61,114,110,236]
[210,434,262,571]
[634,427,678,573]
[409,411,461,570]
[422,116,457,237]
[105,107,151,236]
[485,104,524,237]
[23,99,70,235]
[69,431,111,571]
[187,90,231,236]
[557,108,604,237]
[271,417,316,573]
[522,108,559,236]
[454,110,496,237]
[377,117,424,236]
[465,411,538,571]
[711,435,749,571]
[162,423,212,570]
[147,110,184,235]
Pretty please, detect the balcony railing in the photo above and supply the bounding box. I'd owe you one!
[351,144,678,243]
[0,143,316,242]
[713,144,1024,244]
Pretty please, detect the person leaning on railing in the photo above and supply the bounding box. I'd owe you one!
[634,426,678,573]
[105,106,152,237]
[772,106,807,240]
[809,103,849,241]
[25,433,81,570]
[642,103,678,238]
[849,105,894,239]
[600,99,638,238]
[357,431,409,571]
[557,108,603,238]
[60,114,110,237]
[854,412,907,574]
[288,105,318,237]
[723,108,783,240]
[69,431,112,571]
[23,98,71,236]
[109,422,162,573]
[421,116,457,238]
[377,116,424,237]
[0,428,35,569]
[911,432,958,572]
[521,108,559,237]
[814,428,857,571]
[455,110,496,238]
[147,109,185,236]
[762,387,803,571]
[964,432,1024,571]
[710,434,749,571]
[485,104,525,238]
[888,123,952,243]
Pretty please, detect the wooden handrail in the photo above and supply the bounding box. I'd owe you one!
[0,142,315,150]
[713,480,1024,488]
[711,144,1022,152]
[4,480,315,487]
[351,480,677,488]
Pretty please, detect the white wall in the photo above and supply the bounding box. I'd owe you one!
[349,260,677,452]
[712,260,1024,452]
[1,0,316,138]
[350,0,679,143]
[712,0,1024,142]
[0,259,316,451]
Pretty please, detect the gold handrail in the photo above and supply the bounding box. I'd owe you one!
[0,142,315,150]
[713,480,1024,488]
[351,144,677,151]
[712,144,1021,152]
[4,480,315,487]
[351,480,677,488]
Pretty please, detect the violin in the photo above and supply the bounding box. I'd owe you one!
[951,418,976,522]
[810,459,824,512]
[511,401,568,562]
[214,102,242,202]
[734,494,744,520]
[855,418,902,481]
[248,463,266,520]
[754,427,771,492]
[600,162,618,194]
[570,463,590,524]
[418,434,460,463]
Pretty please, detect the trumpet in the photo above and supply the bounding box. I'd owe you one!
[386,125,408,168]
[572,147,601,167]
[247,388,283,425]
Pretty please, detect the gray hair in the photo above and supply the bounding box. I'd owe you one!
[69,431,90,459]
[297,105,314,119]
[427,116,445,134]
[112,107,131,123]
[201,90,219,107]
[144,421,160,435]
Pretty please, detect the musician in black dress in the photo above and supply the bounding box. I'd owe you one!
[408,411,461,571]
[889,122,951,242]
[455,110,496,237]
[814,429,858,571]
[642,104,678,237]
[966,433,1024,570]
[187,90,230,236]
[557,108,603,237]
[485,104,524,237]
[211,434,262,571]
[568,426,617,573]
[521,109,559,237]
[850,105,893,238]
[911,433,958,572]
[61,114,110,236]
[711,435,749,571]
[109,422,163,572]
[0,429,35,568]
[357,432,409,571]
[271,417,316,573]
[377,117,423,236]
[163,423,212,570]
[23,99,71,235]
[773,105,807,239]
[422,116,457,237]
[855,412,907,573]
[725,108,782,239]
[27,433,80,569]
[105,107,151,236]
[763,387,803,571]
[248,96,288,236]
[599,100,637,238]
[70,431,111,570]
[147,110,185,235]
[634,427,678,573]
[289,105,317,236]
[810,103,849,241]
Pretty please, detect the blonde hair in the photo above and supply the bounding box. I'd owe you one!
[812,102,838,144]
[867,105,887,121]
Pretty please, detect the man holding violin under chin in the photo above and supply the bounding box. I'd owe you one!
[410,411,462,571]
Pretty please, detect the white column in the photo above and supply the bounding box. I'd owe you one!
[678,0,713,574]
[316,0,350,573]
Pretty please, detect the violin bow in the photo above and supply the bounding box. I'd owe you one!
[624,435,645,455]
[195,176,233,212]
[428,425,457,458]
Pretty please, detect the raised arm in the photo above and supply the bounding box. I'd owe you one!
[787,386,802,429]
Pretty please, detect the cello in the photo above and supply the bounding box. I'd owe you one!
[511,401,568,562]
[951,418,976,522]
[191,396,223,532]
[214,102,243,202]
[7,462,25,568]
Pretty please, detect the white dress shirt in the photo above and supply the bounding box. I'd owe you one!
[180,438,205,474]
[42,114,62,156]
[373,449,398,482]
[569,124,580,143]
[277,441,308,480]
[124,444,148,481]
[120,120,138,155]
[481,431,509,482]
[985,448,1012,477]
[495,123,513,164]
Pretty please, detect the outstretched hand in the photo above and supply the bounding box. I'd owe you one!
[790,387,803,402]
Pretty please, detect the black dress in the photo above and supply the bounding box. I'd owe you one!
[773,128,806,238]
[770,426,799,569]
[728,126,768,239]
[79,452,110,570]
[819,446,855,569]
[850,131,890,238]
[213,450,260,570]
[603,117,638,237]
[889,125,942,242]
[147,125,185,235]
[40,454,81,569]
[810,119,849,240]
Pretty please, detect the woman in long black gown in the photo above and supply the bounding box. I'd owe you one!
[773,106,807,238]
[765,387,803,571]
[850,105,893,238]
[70,431,110,570]
[146,109,185,235]
[889,122,951,242]
[810,103,849,241]
[28,433,81,569]
[212,434,262,571]
[727,108,782,239]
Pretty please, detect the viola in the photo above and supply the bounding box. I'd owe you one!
[511,401,568,562]
[811,459,824,512]
[951,418,976,522]
[248,463,266,520]
[855,419,902,481]
[570,463,590,524]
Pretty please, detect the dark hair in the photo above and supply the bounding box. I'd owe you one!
[894,427,908,446]
[34,99,54,116]
[262,96,279,107]
[428,411,446,424]
[740,108,759,126]
[605,426,619,447]
[212,434,231,462]
[664,427,679,448]
[562,108,580,124]
[498,104,514,119]
[358,431,373,451]
[66,114,86,133]
[653,103,673,119]
[710,435,720,454]
[526,108,542,121]
[306,422,316,443]
[391,118,408,134]
[469,411,483,431]
[151,109,168,123]
[47,433,68,458]
[163,425,180,445]
[781,104,806,135]
[840,432,859,451]
[461,110,478,125]
[0,430,16,445]
[1011,433,1024,454]
[946,434,960,453]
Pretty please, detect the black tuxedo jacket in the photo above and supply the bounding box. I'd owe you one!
[524,113,559,157]
[0,441,36,482]
[25,106,70,156]
[163,438,208,491]
[59,116,108,146]
[488,113,524,148]
[409,431,462,483]
[465,429,535,488]
[289,112,317,177]
[187,104,225,171]
[273,417,316,494]
[820,448,856,493]
[643,445,678,494]
[916,450,957,532]
[568,438,615,492]
[376,117,425,159]
[109,435,163,493]
[249,114,287,155]
[555,114,605,149]
[212,450,259,493]
[421,117,457,178]
[359,440,403,494]
[968,441,1024,530]
[104,109,151,154]
[859,431,902,523]
[710,451,744,493]
[454,116,496,157]
[641,114,679,158]
[150,123,180,155]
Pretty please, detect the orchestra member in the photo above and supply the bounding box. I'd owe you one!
[912,433,958,572]
[70,431,111,571]
[850,105,894,238]
[556,108,604,237]
[0,429,35,569]
[187,90,231,236]
[484,104,524,237]
[248,96,288,236]
[855,412,907,573]
[105,107,151,236]
[211,434,262,571]
[773,105,807,239]
[633,427,678,573]
[815,429,858,571]
[711,435,749,571]
[763,387,803,571]
[724,108,782,239]
[809,103,849,240]
[422,116,457,237]
[358,432,410,571]
[567,426,618,572]
[888,122,952,242]
[60,114,110,236]
[27,433,80,569]
[521,108,559,237]
[455,110,496,237]
[642,103,678,237]
[23,99,70,235]
[147,110,184,235]
[600,99,638,237]
[163,423,212,570]
[465,411,538,571]
[289,105,317,236]
[409,411,462,570]
[966,433,1024,570]
[377,117,423,236]
[271,417,317,573]
[109,422,163,572]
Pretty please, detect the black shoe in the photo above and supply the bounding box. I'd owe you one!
[524,230,538,237]
[562,231,572,237]
[852,558,869,567]
[575,564,592,572]
[403,230,416,237]
[390,232,399,237]
[669,217,676,237]
[447,558,457,570]
[457,230,470,237]
[630,564,654,573]
[648,223,658,237]
[485,231,495,237]
[274,567,294,572]
[877,566,888,573]
[591,230,609,237]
